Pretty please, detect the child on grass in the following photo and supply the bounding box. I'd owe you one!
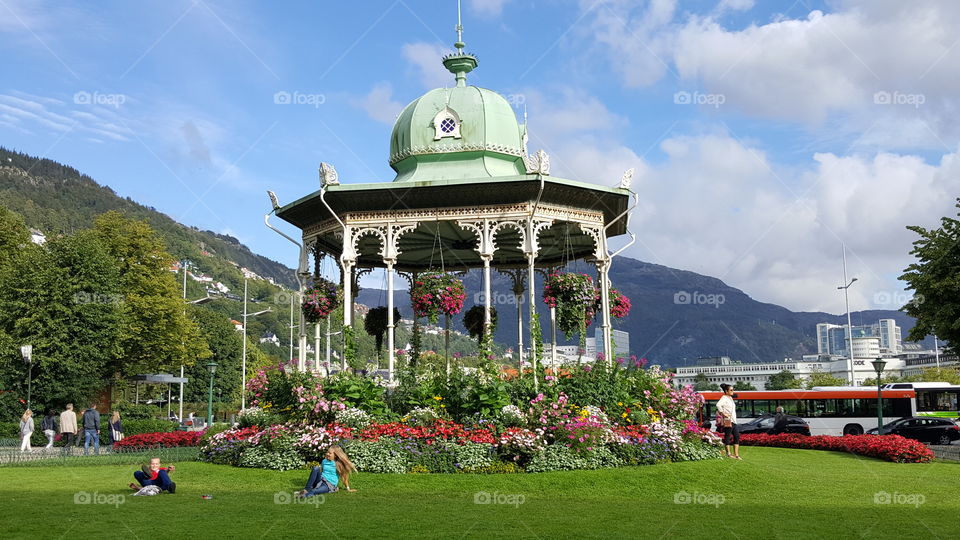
[130,457,177,493]
[297,445,357,498]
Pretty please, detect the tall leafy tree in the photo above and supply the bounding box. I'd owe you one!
[693,372,720,391]
[805,371,847,389]
[733,380,757,391]
[91,211,210,375]
[184,306,243,403]
[900,199,960,353]
[766,370,804,390]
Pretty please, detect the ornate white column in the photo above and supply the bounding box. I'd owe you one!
[499,269,526,370]
[314,323,322,372]
[459,219,497,355]
[384,223,416,383]
[340,225,356,372]
[585,225,612,364]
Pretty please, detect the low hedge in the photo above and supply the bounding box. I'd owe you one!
[739,433,935,463]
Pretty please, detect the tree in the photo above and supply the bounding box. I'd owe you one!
[183,306,244,403]
[900,199,960,353]
[91,211,210,375]
[766,370,803,390]
[733,380,757,391]
[693,372,720,391]
[805,371,847,389]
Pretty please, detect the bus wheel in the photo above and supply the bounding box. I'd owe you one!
[843,424,864,436]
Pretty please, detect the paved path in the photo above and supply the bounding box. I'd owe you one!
[929,443,959,461]
[0,446,116,465]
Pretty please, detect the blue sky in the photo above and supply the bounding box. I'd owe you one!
[2,0,959,314]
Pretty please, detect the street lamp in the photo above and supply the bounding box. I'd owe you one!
[240,277,272,410]
[20,345,33,410]
[837,249,858,384]
[206,361,218,428]
[871,357,887,432]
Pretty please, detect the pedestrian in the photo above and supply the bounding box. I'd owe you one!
[769,406,789,435]
[81,403,101,456]
[19,409,35,453]
[59,403,78,452]
[109,411,124,446]
[41,409,58,449]
[717,383,741,459]
[296,445,357,498]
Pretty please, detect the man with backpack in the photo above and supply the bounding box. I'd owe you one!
[82,403,101,456]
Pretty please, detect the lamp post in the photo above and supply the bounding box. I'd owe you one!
[240,276,272,410]
[206,361,218,428]
[20,345,33,410]
[871,357,886,433]
[837,245,858,384]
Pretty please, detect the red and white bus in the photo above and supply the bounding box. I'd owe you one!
[699,384,960,436]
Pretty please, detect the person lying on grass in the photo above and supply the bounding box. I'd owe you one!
[297,445,357,498]
[130,457,177,494]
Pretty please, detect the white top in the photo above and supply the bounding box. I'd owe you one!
[717,395,737,425]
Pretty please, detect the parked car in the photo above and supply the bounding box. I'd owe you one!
[866,417,960,445]
[737,414,811,436]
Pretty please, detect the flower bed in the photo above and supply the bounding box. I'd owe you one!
[739,433,935,463]
[113,431,204,449]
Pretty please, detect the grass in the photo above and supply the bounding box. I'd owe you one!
[0,447,957,539]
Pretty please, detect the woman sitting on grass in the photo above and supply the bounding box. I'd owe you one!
[297,445,357,498]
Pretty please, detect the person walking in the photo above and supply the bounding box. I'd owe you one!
[109,411,124,446]
[717,383,741,459]
[60,404,78,453]
[41,410,58,449]
[19,409,35,453]
[82,403,101,456]
[770,406,789,435]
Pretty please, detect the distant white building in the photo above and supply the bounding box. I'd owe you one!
[29,228,46,245]
[595,329,629,360]
[259,331,280,346]
[817,319,903,355]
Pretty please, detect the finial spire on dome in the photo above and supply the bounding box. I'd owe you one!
[443,0,477,87]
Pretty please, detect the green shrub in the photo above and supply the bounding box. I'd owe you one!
[458,460,522,474]
[342,440,410,474]
[113,403,165,420]
[526,445,586,472]
[237,408,279,429]
[122,419,178,436]
[237,446,305,471]
[672,438,724,462]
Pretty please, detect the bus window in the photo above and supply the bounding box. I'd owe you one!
[778,399,804,416]
[809,399,826,417]
[750,400,771,417]
[916,390,959,412]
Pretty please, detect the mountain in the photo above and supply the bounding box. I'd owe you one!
[1,146,926,366]
[0,147,296,290]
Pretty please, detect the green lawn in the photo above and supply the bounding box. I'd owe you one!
[1,447,957,539]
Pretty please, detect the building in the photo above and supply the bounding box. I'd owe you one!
[259,332,280,346]
[674,351,957,389]
[595,329,629,360]
[29,228,46,245]
[816,319,903,355]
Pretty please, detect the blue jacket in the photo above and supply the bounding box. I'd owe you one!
[82,408,100,430]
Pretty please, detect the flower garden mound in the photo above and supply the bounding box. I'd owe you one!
[740,433,935,463]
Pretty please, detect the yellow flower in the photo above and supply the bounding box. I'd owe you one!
[440,404,446,408]
[433,396,443,401]
[617,402,623,407]
[621,413,627,418]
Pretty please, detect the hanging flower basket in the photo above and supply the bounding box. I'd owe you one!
[411,272,466,324]
[302,278,340,323]
[543,273,599,337]
[609,288,631,319]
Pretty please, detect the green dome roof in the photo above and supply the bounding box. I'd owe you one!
[389,53,527,183]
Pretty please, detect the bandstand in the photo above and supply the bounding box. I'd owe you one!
[266,23,637,386]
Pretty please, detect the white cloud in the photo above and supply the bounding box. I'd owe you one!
[351,83,405,125]
[580,0,960,147]
[402,42,455,89]
[469,0,512,18]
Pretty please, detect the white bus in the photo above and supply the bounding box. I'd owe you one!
[700,383,960,436]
